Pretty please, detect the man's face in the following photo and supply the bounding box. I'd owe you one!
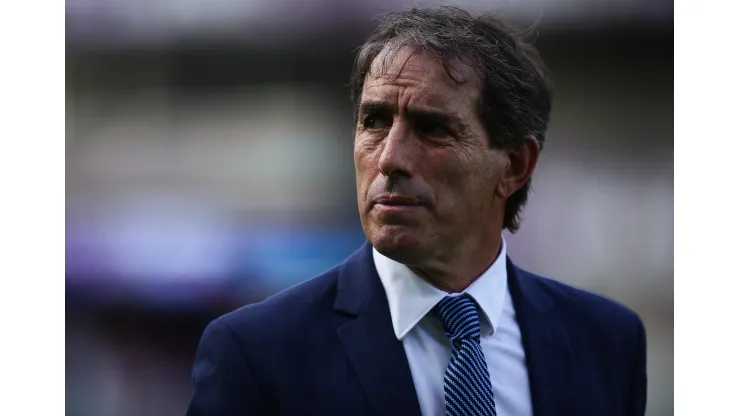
[354,47,510,265]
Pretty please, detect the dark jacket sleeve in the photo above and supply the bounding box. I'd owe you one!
[625,318,647,416]
[186,318,265,416]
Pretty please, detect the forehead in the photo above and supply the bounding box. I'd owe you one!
[362,46,481,112]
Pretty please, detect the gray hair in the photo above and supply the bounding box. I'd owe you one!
[349,6,553,232]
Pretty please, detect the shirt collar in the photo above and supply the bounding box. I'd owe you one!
[373,237,509,340]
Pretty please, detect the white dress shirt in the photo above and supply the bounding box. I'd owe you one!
[373,238,532,416]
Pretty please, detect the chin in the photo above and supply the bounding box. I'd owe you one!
[367,224,430,265]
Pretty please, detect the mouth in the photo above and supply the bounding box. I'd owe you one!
[372,195,425,211]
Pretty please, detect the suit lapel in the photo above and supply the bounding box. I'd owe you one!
[334,243,422,416]
[507,258,575,416]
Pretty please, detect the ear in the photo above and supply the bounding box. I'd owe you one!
[495,136,540,199]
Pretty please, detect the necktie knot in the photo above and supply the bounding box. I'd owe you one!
[434,294,481,342]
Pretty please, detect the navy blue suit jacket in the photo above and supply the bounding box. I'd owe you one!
[187,243,647,415]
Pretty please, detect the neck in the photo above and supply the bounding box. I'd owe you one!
[410,234,502,293]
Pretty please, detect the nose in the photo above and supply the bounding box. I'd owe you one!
[378,121,418,179]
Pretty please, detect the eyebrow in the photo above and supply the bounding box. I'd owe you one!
[358,100,467,130]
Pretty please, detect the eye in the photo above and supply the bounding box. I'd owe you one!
[362,114,390,130]
[415,119,450,138]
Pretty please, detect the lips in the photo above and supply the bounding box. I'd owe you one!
[374,195,423,207]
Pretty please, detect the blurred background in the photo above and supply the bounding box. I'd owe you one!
[65,0,673,415]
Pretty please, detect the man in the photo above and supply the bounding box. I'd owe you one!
[187,6,647,416]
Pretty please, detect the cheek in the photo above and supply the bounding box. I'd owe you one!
[435,152,479,187]
[354,147,377,196]
[354,152,371,176]
[435,155,495,206]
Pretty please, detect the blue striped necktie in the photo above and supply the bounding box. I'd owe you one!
[434,294,497,416]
